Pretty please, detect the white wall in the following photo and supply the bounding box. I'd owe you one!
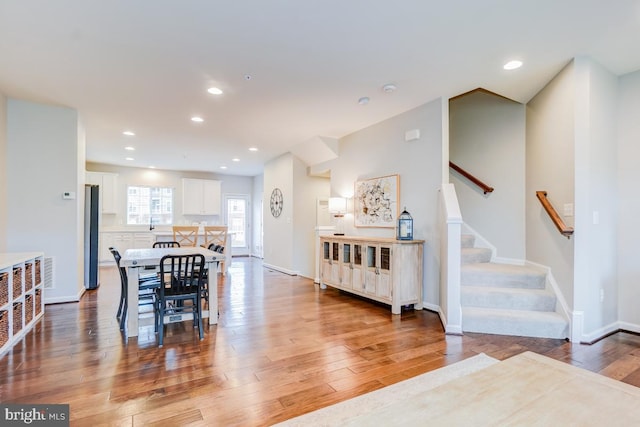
[325,99,443,305]
[263,153,295,273]
[86,162,254,233]
[450,91,526,260]
[0,93,6,252]
[617,70,640,328]
[252,174,264,257]
[6,98,84,303]
[292,156,330,279]
[572,57,619,339]
[526,61,576,307]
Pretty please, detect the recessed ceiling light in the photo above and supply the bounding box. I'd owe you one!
[191,116,204,123]
[382,83,397,93]
[123,131,135,136]
[220,166,228,170]
[249,147,258,152]
[125,157,134,161]
[125,146,135,151]
[207,87,223,95]
[358,97,370,105]
[504,60,523,70]
[232,158,240,162]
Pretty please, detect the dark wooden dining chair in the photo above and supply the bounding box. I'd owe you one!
[155,253,206,347]
[153,241,181,248]
[109,247,159,330]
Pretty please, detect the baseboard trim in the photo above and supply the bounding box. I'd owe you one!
[262,263,299,276]
[45,286,86,305]
[580,321,633,344]
[434,304,462,335]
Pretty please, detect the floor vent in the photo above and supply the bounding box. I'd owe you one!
[44,256,54,289]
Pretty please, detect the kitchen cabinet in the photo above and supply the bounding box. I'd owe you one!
[99,232,115,263]
[0,253,45,355]
[182,178,221,215]
[320,236,423,314]
[86,171,118,214]
[99,232,155,263]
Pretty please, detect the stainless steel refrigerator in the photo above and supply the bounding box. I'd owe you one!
[84,184,100,289]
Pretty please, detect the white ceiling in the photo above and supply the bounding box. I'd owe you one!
[1,1,639,176]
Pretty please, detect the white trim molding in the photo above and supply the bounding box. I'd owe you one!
[263,262,299,276]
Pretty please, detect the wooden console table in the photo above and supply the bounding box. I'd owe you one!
[319,236,423,314]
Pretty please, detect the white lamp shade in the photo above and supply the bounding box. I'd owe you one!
[328,197,347,215]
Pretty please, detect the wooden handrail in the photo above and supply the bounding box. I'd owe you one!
[449,162,494,194]
[536,191,574,238]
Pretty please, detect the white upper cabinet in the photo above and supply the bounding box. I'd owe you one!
[86,171,118,214]
[182,178,221,215]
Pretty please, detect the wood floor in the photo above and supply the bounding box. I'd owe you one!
[2,257,640,426]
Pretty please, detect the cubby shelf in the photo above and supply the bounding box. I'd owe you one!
[0,252,45,356]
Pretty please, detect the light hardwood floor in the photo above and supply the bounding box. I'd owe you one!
[2,257,640,426]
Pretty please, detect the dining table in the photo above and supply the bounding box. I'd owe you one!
[120,246,222,337]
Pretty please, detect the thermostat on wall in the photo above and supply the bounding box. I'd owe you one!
[62,191,76,200]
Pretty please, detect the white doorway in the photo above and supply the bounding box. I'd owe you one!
[224,194,250,256]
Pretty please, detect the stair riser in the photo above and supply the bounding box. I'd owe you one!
[461,272,546,289]
[461,249,492,264]
[461,289,556,311]
[462,317,567,339]
[461,234,475,248]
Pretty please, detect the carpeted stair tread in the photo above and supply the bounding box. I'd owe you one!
[461,262,546,289]
[461,286,557,311]
[462,307,567,339]
[461,247,492,264]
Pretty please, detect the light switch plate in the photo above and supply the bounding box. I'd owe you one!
[563,203,573,217]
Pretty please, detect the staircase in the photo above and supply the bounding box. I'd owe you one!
[460,234,568,339]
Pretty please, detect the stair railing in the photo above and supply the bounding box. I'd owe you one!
[449,162,494,194]
[535,191,574,238]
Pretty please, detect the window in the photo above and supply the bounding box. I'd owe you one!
[127,186,173,225]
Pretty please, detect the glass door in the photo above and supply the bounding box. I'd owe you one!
[225,194,250,256]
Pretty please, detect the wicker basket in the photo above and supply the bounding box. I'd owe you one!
[35,289,42,316]
[35,259,42,286]
[0,310,8,349]
[13,302,22,335]
[25,263,33,291]
[0,272,8,307]
[25,294,33,325]
[12,267,22,299]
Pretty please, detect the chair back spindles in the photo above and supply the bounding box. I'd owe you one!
[153,241,181,248]
[156,253,206,347]
[172,226,199,247]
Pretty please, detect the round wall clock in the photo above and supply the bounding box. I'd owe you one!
[270,188,283,217]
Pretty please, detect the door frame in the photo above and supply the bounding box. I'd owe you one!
[223,193,251,256]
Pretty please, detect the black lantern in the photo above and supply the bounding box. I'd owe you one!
[397,207,413,240]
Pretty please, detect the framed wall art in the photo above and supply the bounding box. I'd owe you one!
[354,174,399,228]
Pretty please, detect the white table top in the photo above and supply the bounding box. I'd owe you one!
[121,247,222,267]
